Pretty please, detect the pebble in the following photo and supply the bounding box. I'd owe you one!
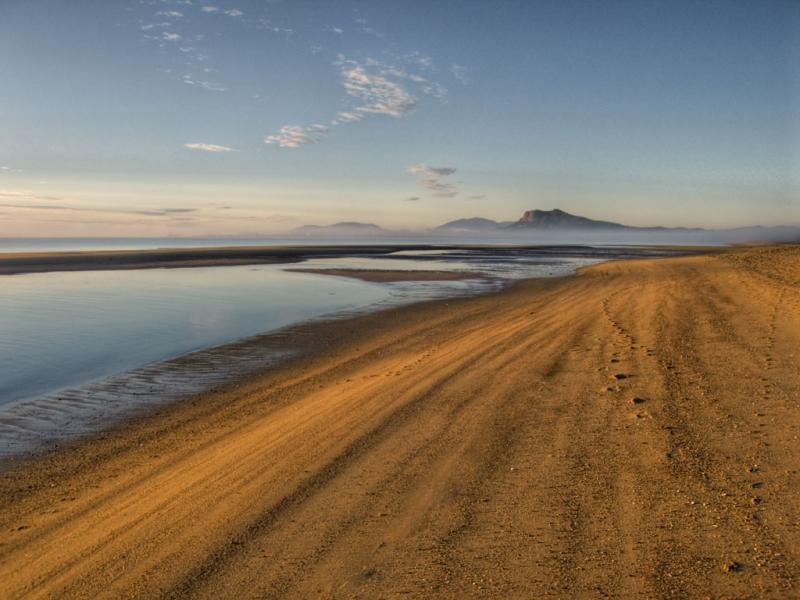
[721,560,743,573]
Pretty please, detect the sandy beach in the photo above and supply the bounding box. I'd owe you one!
[1,245,799,598]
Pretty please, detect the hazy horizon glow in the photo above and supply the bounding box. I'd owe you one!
[1,0,797,236]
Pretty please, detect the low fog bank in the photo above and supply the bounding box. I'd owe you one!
[286,226,800,246]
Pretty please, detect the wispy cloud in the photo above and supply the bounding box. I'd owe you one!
[407,164,459,198]
[353,15,384,38]
[451,64,470,85]
[0,166,23,174]
[0,195,200,218]
[333,111,364,124]
[339,62,416,117]
[184,142,236,152]
[407,164,456,178]
[0,190,61,201]
[264,124,329,148]
[135,4,462,153]
[181,74,227,91]
[404,196,420,202]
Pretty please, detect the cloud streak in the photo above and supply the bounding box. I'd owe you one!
[406,164,459,198]
[407,164,456,178]
[184,142,236,152]
[0,191,202,218]
[264,124,329,148]
[181,74,227,92]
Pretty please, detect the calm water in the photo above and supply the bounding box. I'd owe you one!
[0,248,612,457]
[0,265,393,405]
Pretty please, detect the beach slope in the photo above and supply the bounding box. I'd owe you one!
[1,245,799,598]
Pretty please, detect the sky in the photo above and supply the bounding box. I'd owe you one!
[0,0,798,236]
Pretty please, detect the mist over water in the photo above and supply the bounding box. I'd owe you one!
[2,221,797,255]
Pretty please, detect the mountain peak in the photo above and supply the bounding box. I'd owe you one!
[512,209,625,230]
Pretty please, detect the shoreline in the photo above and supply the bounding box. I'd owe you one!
[3,245,796,597]
[0,274,507,468]
[0,243,707,276]
[0,276,495,465]
[0,245,708,462]
[0,245,689,461]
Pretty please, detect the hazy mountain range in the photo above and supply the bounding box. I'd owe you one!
[291,209,799,243]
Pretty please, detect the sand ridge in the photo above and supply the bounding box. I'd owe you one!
[0,245,798,598]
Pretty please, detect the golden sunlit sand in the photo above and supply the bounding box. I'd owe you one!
[1,245,799,598]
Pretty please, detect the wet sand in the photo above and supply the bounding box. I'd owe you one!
[1,245,799,598]
[285,268,487,282]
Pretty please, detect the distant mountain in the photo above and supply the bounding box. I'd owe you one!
[288,211,799,244]
[434,209,633,233]
[290,222,388,236]
[508,208,628,230]
[430,208,799,243]
[435,217,507,232]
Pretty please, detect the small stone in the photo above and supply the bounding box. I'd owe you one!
[721,560,743,573]
[630,397,645,404]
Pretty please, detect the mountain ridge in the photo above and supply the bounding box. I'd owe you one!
[289,209,799,242]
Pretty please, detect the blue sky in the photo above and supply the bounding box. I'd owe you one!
[0,0,797,235]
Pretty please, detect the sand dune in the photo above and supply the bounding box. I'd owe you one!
[0,245,798,598]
